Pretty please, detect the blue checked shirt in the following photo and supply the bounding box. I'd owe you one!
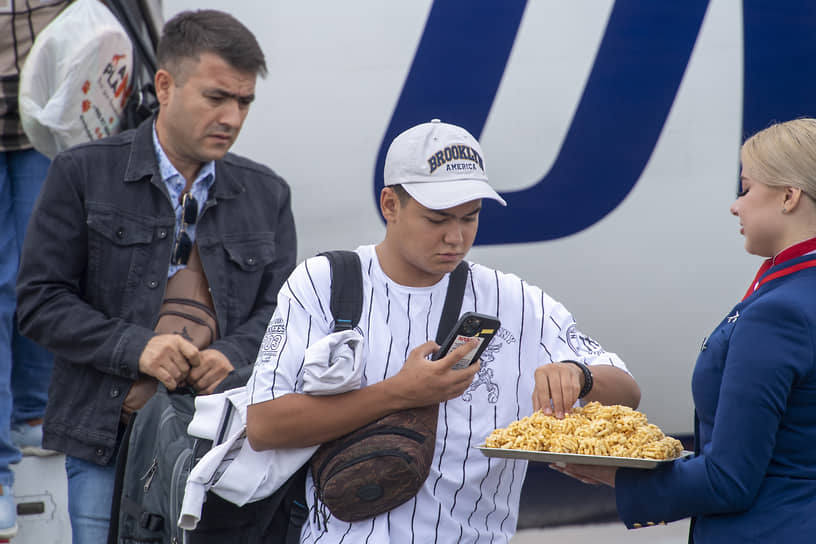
[152,123,215,277]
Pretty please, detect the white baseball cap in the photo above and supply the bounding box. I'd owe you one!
[384,119,507,210]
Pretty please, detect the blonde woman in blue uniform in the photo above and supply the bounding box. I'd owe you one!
[558,118,816,543]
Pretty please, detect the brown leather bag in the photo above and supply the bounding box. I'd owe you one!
[121,245,218,422]
[309,403,439,522]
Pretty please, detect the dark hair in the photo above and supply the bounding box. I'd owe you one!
[389,184,412,206]
[157,10,267,81]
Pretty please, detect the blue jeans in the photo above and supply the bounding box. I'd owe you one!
[66,454,117,544]
[0,148,53,487]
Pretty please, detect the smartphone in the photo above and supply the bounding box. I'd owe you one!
[433,312,501,369]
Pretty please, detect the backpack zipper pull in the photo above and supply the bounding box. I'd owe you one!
[142,457,158,492]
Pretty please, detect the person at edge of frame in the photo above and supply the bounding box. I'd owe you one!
[555,117,816,544]
[0,0,72,538]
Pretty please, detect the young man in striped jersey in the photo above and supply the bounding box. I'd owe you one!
[246,119,641,543]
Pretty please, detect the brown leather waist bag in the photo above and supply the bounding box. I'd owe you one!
[121,245,218,422]
[309,403,439,522]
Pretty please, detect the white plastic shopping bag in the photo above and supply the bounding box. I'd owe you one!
[18,0,134,158]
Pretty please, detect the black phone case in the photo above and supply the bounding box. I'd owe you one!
[434,311,501,367]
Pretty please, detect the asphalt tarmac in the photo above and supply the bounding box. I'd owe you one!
[512,520,690,543]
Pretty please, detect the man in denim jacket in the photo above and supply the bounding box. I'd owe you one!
[15,10,297,542]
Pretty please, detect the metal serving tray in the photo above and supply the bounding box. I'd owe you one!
[477,446,693,469]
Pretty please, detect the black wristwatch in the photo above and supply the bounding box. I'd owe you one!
[565,360,593,398]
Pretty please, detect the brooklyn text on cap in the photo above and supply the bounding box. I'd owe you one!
[384,119,507,210]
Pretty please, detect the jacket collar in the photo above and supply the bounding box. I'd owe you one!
[122,115,245,201]
[762,251,816,278]
[742,236,816,301]
[123,116,160,184]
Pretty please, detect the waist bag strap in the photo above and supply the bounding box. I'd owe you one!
[436,260,469,342]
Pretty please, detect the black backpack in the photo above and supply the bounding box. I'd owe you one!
[107,369,309,544]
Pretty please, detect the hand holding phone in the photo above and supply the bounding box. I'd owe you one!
[434,312,501,369]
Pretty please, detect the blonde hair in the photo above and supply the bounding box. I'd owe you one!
[742,118,816,200]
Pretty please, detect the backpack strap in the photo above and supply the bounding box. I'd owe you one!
[320,251,363,332]
[105,0,158,76]
[107,411,133,543]
[104,0,159,128]
[435,260,469,343]
[282,467,309,544]
[320,251,468,340]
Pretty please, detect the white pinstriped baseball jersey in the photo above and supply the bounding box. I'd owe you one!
[248,245,629,543]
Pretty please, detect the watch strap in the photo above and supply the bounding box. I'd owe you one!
[565,360,593,398]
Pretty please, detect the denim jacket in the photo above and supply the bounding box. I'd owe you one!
[16,118,297,464]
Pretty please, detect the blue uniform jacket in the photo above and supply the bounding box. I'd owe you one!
[614,254,816,542]
[15,118,297,464]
